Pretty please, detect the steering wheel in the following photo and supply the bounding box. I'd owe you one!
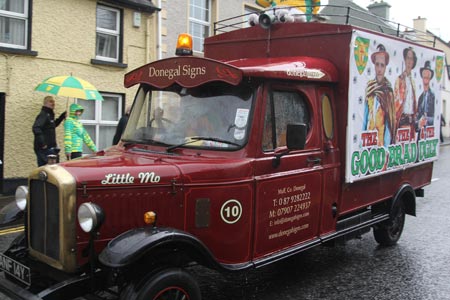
[149,117,172,127]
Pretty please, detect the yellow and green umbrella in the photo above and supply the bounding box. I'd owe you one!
[35,75,103,101]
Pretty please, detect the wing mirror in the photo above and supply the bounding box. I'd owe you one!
[286,123,307,150]
[273,123,307,168]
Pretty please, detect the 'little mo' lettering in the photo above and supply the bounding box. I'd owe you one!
[101,172,161,185]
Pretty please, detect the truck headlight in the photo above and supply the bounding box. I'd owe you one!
[15,186,28,211]
[77,202,105,233]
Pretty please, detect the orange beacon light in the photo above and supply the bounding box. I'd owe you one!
[175,33,193,56]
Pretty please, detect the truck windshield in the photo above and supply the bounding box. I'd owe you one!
[122,82,254,150]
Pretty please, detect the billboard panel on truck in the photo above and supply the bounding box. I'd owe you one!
[346,30,444,183]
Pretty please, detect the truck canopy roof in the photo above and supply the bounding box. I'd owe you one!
[226,56,338,82]
[124,55,338,90]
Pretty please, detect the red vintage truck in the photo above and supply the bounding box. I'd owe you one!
[0,6,444,300]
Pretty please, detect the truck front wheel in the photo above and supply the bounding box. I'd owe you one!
[373,201,405,246]
[122,268,201,300]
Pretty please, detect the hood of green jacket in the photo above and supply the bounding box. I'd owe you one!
[69,103,84,118]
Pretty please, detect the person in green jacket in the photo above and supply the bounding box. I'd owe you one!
[64,103,97,160]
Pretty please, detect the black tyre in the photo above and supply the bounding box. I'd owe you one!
[373,200,405,246]
[122,268,201,300]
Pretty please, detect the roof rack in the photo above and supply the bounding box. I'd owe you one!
[213,4,437,47]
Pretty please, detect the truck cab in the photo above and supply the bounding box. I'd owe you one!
[114,54,340,266]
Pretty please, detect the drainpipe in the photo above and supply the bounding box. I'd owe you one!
[145,15,151,63]
[157,0,162,59]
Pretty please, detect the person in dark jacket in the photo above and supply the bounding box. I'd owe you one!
[112,106,131,145]
[32,96,66,166]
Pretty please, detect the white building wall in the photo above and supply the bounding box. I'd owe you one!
[413,17,450,139]
[160,0,259,58]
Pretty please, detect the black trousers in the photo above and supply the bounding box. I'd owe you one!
[71,152,82,159]
[35,147,60,167]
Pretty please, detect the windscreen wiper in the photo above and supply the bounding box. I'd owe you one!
[123,138,170,147]
[167,136,240,152]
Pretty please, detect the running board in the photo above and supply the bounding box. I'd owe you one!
[252,238,322,269]
[320,213,390,243]
[222,212,390,271]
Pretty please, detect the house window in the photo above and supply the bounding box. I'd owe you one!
[189,0,210,53]
[96,5,121,62]
[77,93,124,151]
[0,0,28,49]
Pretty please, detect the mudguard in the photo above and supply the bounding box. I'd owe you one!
[0,201,23,225]
[98,226,223,270]
[392,184,416,217]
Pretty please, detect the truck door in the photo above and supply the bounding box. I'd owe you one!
[253,83,324,259]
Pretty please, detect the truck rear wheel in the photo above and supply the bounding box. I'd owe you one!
[373,201,405,246]
[122,268,201,300]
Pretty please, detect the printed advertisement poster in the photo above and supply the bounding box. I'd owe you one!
[346,30,444,182]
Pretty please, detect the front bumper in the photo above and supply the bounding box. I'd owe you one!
[0,278,42,300]
[0,249,108,300]
[0,271,107,300]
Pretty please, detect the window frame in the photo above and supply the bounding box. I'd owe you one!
[0,0,30,50]
[262,87,312,152]
[189,0,211,53]
[95,4,122,63]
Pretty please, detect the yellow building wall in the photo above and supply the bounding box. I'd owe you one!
[1,0,158,180]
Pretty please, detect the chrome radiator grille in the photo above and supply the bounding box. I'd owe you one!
[29,179,60,260]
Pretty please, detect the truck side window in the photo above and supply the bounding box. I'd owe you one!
[322,94,334,139]
[262,90,310,151]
